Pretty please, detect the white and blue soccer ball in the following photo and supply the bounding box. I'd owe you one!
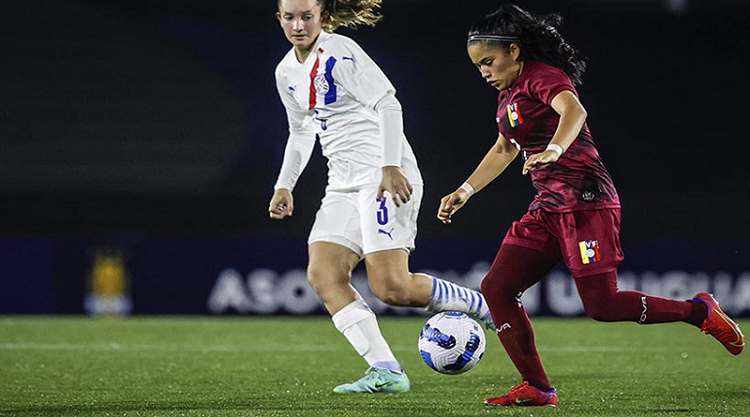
[418,311,486,374]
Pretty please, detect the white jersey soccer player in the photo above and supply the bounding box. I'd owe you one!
[270,0,494,395]
[274,31,423,255]
[275,31,422,193]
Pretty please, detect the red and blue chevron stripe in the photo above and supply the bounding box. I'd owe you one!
[308,48,337,109]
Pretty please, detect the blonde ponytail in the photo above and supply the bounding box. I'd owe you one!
[321,0,383,32]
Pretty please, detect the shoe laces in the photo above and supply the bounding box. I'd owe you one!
[508,382,534,397]
[362,367,382,381]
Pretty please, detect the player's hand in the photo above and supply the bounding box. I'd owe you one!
[522,149,560,175]
[378,166,413,207]
[268,188,294,219]
[437,189,471,225]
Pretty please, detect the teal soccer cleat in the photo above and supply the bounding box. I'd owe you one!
[333,367,410,394]
[477,310,496,332]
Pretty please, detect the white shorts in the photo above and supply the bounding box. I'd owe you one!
[308,185,423,258]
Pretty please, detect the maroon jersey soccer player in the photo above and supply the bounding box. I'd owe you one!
[437,3,745,408]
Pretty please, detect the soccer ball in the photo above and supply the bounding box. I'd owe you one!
[418,311,486,374]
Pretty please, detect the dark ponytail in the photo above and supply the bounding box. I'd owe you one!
[468,3,587,85]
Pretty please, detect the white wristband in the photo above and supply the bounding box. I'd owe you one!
[459,182,475,197]
[546,143,563,157]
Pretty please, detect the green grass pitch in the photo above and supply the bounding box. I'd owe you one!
[1,316,748,417]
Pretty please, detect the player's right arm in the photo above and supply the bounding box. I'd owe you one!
[437,133,519,224]
[269,66,316,220]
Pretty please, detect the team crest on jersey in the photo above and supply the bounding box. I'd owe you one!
[506,103,524,127]
[313,73,330,95]
[579,240,601,264]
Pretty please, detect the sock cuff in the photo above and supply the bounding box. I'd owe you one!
[427,275,438,300]
[372,361,403,373]
[332,299,375,332]
[425,276,442,311]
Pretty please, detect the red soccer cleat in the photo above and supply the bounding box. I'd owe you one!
[484,381,558,407]
[693,293,744,355]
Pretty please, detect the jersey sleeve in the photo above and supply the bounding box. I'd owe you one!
[374,94,405,167]
[273,65,316,191]
[329,38,396,110]
[526,65,576,105]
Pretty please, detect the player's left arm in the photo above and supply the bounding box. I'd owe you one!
[334,40,413,207]
[375,94,412,207]
[522,90,587,174]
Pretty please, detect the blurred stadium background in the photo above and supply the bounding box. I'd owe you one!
[2,0,749,317]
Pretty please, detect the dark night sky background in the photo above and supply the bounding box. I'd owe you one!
[2,0,749,242]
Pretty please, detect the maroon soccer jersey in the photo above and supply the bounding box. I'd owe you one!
[496,61,620,212]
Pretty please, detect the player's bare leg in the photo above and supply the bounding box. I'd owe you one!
[364,249,431,306]
[364,249,495,330]
[308,242,408,393]
[307,241,360,315]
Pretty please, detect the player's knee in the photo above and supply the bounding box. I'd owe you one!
[480,275,494,296]
[583,302,616,322]
[481,271,517,302]
[307,264,348,296]
[306,265,325,291]
[579,289,621,322]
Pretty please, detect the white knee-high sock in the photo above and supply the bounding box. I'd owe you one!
[425,275,491,320]
[332,299,402,373]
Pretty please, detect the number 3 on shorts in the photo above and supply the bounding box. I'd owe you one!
[376,197,388,225]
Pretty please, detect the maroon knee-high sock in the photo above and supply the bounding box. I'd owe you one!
[481,245,559,392]
[574,272,706,325]
[490,300,550,391]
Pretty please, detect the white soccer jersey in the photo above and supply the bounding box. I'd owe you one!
[274,31,422,192]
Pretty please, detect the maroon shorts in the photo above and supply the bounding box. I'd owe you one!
[502,208,624,277]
